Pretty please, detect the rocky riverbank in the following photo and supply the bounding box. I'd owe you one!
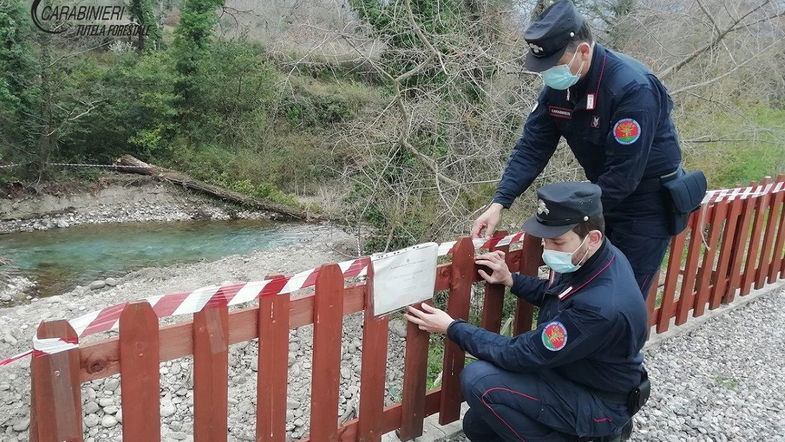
[0,174,287,235]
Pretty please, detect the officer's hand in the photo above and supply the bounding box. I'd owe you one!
[475,251,513,287]
[404,303,455,334]
[471,203,503,239]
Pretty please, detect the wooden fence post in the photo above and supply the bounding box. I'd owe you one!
[741,177,772,296]
[120,302,161,441]
[656,231,687,333]
[480,231,509,333]
[712,194,743,309]
[309,264,344,441]
[675,212,702,325]
[358,262,389,442]
[29,320,83,442]
[438,237,474,425]
[646,271,660,327]
[514,234,541,336]
[257,274,290,442]
[724,182,758,304]
[398,300,431,441]
[193,305,229,442]
[762,175,785,284]
[693,204,725,317]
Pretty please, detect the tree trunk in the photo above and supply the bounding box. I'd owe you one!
[114,155,322,221]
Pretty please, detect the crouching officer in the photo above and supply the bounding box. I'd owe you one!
[471,0,706,298]
[408,182,650,441]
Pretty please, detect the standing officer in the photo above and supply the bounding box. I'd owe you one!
[408,182,649,441]
[471,0,688,298]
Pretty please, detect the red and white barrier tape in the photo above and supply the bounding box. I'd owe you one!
[1,349,33,366]
[0,232,526,366]
[702,181,784,205]
[0,337,80,366]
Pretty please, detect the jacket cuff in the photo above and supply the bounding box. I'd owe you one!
[446,319,469,342]
[510,273,525,296]
[492,195,512,209]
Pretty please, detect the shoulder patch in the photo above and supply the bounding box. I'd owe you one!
[613,118,641,145]
[541,321,568,351]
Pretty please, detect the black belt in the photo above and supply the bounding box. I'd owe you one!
[634,168,681,194]
[593,369,651,411]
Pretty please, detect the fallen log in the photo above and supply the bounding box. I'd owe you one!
[114,155,321,221]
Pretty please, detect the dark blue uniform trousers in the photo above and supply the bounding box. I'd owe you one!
[460,361,629,442]
[604,190,672,299]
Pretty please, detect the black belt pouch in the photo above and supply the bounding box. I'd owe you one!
[662,168,708,235]
[626,369,651,415]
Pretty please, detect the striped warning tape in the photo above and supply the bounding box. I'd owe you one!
[0,231,525,366]
[702,181,784,205]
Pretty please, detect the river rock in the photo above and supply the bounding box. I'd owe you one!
[161,401,176,417]
[12,418,29,432]
[85,414,100,428]
[84,401,99,414]
[101,415,118,428]
[1,331,17,345]
[389,319,407,338]
[89,280,106,290]
[105,378,120,391]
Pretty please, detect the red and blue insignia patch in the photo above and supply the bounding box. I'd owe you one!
[541,321,568,351]
[613,118,641,145]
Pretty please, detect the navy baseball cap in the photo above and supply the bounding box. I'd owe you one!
[523,0,585,73]
[522,182,603,238]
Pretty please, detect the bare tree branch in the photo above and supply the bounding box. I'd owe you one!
[670,38,782,95]
[658,0,772,80]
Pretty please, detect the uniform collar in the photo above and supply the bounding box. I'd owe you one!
[554,239,614,301]
[566,44,607,110]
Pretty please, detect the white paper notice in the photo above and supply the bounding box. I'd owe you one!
[371,242,439,317]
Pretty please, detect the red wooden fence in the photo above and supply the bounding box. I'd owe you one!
[27,175,785,441]
[652,175,785,333]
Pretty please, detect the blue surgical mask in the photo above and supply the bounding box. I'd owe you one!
[542,236,589,273]
[541,45,586,90]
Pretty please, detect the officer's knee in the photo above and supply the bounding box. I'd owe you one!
[460,360,500,402]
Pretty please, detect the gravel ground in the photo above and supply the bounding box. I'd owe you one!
[444,286,785,442]
[631,287,785,442]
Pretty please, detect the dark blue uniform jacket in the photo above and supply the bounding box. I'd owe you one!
[447,239,648,395]
[494,44,681,213]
